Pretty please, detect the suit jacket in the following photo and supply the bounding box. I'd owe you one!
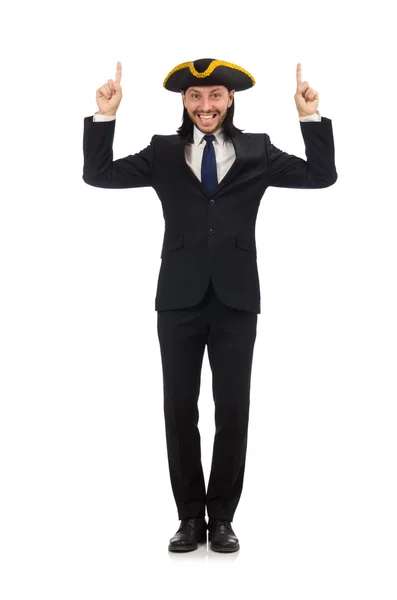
[82,116,337,313]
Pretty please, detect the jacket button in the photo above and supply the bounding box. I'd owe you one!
[210,199,215,205]
[208,228,214,235]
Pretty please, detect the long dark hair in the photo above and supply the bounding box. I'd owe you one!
[176,87,244,138]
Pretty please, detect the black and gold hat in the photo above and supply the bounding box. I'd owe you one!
[163,58,255,93]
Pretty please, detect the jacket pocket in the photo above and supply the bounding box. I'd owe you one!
[236,235,255,254]
[161,234,184,258]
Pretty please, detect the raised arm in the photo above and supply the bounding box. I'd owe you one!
[82,117,155,188]
[265,63,337,189]
[82,61,155,189]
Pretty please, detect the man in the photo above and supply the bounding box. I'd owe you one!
[82,58,337,553]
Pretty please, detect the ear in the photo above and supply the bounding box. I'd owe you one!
[228,89,235,107]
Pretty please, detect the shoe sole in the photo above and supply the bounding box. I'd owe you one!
[168,535,207,552]
[210,541,240,552]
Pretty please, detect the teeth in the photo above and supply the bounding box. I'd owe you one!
[198,114,215,120]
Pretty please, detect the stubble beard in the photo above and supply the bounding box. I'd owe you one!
[191,110,225,134]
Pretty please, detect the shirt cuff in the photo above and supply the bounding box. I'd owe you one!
[299,110,321,122]
[93,112,117,122]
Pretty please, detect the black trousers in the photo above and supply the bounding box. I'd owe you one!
[157,277,258,522]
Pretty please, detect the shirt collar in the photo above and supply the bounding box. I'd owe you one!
[193,124,226,147]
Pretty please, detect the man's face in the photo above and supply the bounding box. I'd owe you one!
[181,85,235,134]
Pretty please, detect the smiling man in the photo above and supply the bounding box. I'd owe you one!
[82,57,337,554]
[182,85,234,133]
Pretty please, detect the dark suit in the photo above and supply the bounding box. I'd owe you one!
[82,115,337,520]
[83,117,337,314]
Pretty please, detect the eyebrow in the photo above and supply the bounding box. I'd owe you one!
[189,87,222,93]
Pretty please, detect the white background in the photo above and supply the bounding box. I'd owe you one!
[1,0,396,598]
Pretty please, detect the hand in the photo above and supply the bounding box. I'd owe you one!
[96,61,123,116]
[294,63,319,117]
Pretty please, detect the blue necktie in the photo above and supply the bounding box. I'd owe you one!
[201,134,218,194]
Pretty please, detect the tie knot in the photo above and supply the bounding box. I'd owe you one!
[203,134,215,143]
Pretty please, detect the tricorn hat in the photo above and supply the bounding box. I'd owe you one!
[163,58,255,93]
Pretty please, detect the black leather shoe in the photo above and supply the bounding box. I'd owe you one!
[208,518,240,552]
[168,517,207,552]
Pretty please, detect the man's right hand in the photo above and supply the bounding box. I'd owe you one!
[96,61,123,116]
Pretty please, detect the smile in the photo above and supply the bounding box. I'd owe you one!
[197,114,216,121]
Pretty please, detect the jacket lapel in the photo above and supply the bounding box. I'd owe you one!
[176,129,250,197]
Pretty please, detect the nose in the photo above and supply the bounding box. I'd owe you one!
[200,97,214,112]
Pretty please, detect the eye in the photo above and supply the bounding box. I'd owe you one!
[190,93,220,99]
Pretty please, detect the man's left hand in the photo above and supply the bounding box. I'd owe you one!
[294,63,319,117]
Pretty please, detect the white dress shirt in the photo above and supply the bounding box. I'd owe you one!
[185,125,236,183]
[93,110,321,183]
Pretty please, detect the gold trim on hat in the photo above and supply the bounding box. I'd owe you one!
[163,59,256,88]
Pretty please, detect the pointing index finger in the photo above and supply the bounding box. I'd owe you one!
[296,62,302,85]
[115,61,122,84]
